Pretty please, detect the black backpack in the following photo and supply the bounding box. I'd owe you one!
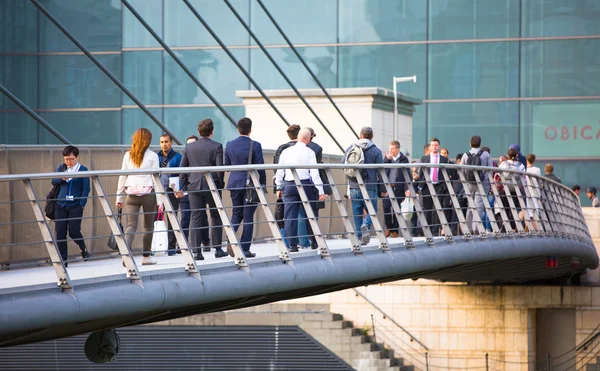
[465,150,483,182]
[44,164,67,220]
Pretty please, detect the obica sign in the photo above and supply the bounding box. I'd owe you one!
[532,104,600,157]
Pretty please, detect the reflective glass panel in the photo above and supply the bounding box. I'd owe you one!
[427,102,519,158]
[39,0,121,52]
[39,111,121,144]
[250,0,337,45]
[521,39,600,98]
[163,106,242,145]
[338,45,425,99]
[122,108,164,145]
[411,103,426,158]
[164,0,249,47]
[0,110,38,144]
[522,0,600,37]
[338,0,426,43]
[0,0,38,53]
[520,100,600,158]
[123,51,163,105]
[39,55,122,109]
[547,160,600,207]
[123,0,162,48]
[0,56,38,108]
[428,42,518,99]
[429,0,519,40]
[250,47,337,90]
[165,49,249,104]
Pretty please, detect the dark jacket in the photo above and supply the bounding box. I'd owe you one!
[380,152,410,194]
[344,139,383,191]
[225,136,266,190]
[307,141,323,163]
[180,137,224,191]
[545,173,562,184]
[157,149,182,189]
[51,164,90,208]
[274,140,296,164]
[417,154,449,193]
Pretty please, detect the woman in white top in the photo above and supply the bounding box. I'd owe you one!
[498,148,526,231]
[116,128,162,265]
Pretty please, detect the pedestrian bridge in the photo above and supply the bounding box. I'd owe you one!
[0,163,596,349]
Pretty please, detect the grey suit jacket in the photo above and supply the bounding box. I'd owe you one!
[180,137,224,191]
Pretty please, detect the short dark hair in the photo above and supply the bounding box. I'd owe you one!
[389,140,400,149]
[572,185,581,192]
[456,153,463,161]
[198,119,214,137]
[481,146,491,154]
[526,153,536,164]
[237,117,252,135]
[62,145,79,157]
[160,133,172,142]
[430,137,440,145]
[287,125,301,140]
[470,135,481,148]
[186,135,199,142]
[360,126,373,140]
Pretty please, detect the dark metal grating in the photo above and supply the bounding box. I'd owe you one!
[0,325,354,371]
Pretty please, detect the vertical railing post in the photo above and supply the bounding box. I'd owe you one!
[485,353,489,371]
[152,174,200,279]
[371,314,377,344]
[324,168,362,254]
[248,170,293,265]
[354,169,390,253]
[425,352,429,371]
[442,168,473,239]
[203,173,249,271]
[290,168,332,260]
[378,168,414,247]
[23,179,72,291]
[91,176,141,282]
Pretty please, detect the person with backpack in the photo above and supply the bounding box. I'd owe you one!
[460,135,494,232]
[498,148,526,231]
[344,127,384,245]
[157,133,182,256]
[51,145,91,267]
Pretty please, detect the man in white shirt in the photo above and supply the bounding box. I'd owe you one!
[276,128,327,252]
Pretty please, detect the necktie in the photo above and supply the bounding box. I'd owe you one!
[432,155,438,183]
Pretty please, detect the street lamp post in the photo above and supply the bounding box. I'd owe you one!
[392,75,417,140]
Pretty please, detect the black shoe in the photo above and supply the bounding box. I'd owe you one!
[311,243,318,250]
[81,249,90,261]
[195,252,204,260]
[214,249,228,258]
[244,251,256,258]
[202,247,211,252]
[176,249,182,254]
[64,262,68,268]
[289,246,299,252]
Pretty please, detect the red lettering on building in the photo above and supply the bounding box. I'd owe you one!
[561,126,569,140]
[545,126,557,140]
[543,123,600,141]
[582,126,593,140]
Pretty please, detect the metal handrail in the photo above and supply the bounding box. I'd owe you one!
[352,288,429,351]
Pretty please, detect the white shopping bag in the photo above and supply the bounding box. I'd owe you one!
[401,198,413,221]
[151,217,168,256]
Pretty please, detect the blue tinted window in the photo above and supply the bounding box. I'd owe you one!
[547,160,600,207]
[122,0,162,48]
[338,45,425,99]
[428,102,519,157]
[122,108,164,145]
[428,42,518,99]
[0,0,38,53]
[411,104,426,158]
[123,51,163,105]
[0,56,38,108]
[164,0,249,47]
[250,47,337,90]
[38,111,121,144]
[0,112,38,144]
[520,101,600,159]
[522,0,600,37]
[163,106,241,145]
[39,0,121,52]
[429,0,519,40]
[251,0,337,45]
[521,39,600,98]
[39,55,122,109]
[164,49,249,105]
[339,0,426,43]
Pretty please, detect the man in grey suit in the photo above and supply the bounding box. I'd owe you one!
[180,119,228,260]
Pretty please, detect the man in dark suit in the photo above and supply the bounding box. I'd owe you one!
[418,138,449,236]
[381,140,409,238]
[180,119,227,260]
[224,117,266,258]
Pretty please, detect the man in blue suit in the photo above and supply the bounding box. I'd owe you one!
[224,117,266,258]
[51,145,91,266]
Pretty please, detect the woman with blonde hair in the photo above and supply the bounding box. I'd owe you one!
[116,128,162,265]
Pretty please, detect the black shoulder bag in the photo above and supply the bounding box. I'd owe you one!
[44,164,67,220]
[245,141,260,204]
[107,208,123,251]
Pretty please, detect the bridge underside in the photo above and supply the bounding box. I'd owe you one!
[1,235,596,347]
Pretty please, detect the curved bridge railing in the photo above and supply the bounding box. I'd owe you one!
[0,162,596,346]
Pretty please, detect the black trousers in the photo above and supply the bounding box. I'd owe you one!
[188,190,222,252]
[421,183,447,235]
[54,203,86,262]
[164,189,180,254]
[382,185,405,233]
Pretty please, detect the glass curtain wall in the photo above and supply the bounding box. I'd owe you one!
[1,0,599,197]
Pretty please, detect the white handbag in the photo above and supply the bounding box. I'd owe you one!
[401,198,414,221]
[151,211,168,256]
